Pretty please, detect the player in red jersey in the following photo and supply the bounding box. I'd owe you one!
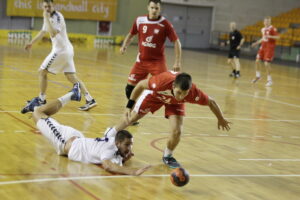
[120,0,182,118]
[104,71,231,168]
[251,16,280,87]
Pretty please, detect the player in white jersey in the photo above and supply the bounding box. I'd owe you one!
[22,0,97,113]
[27,83,151,176]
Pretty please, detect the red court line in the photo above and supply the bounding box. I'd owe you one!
[0,108,38,134]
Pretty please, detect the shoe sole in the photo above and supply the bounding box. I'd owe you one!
[78,103,97,111]
[162,159,181,168]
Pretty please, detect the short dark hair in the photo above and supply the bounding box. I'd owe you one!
[148,0,161,4]
[174,73,192,91]
[115,130,133,142]
[44,0,53,3]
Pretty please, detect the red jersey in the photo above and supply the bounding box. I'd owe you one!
[261,25,278,49]
[148,71,209,106]
[130,15,178,62]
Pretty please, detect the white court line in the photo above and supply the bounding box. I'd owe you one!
[290,136,300,139]
[1,110,300,122]
[239,159,300,162]
[206,84,300,109]
[0,174,300,186]
[14,130,26,133]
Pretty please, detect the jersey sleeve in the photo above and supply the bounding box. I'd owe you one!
[129,18,138,35]
[189,85,209,106]
[148,72,172,91]
[271,27,278,36]
[165,20,178,42]
[52,13,64,32]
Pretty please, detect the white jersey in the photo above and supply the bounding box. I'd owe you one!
[42,11,73,52]
[68,136,123,165]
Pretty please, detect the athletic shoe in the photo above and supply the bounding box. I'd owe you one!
[234,73,240,78]
[27,99,46,105]
[265,80,273,87]
[162,155,181,168]
[71,83,81,101]
[78,99,97,111]
[21,97,42,114]
[229,72,235,77]
[251,76,261,83]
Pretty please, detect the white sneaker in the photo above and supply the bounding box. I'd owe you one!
[251,76,261,83]
[265,81,273,87]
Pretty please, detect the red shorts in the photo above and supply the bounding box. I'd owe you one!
[133,90,185,118]
[128,60,167,85]
[256,47,275,62]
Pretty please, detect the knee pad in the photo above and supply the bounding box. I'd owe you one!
[125,84,135,99]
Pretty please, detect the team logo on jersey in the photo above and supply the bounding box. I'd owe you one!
[157,96,172,104]
[142,35,156,48]
[195,96,200,101]
[154,29,160,34]
[146,36,153,42]
[151,83,157,88]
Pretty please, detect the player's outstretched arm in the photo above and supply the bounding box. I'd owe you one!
[120,33,135,54]
[172,39,182,72]
[207,97,231,131]
[102,160,151,176]
[25,30,47,51]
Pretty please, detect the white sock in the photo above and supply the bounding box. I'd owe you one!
[39,93,46,101]
[256,71,261,77]
[84,92,93,102]
[58,92,73,107]
[267,75,272,81]
[105,127,118,137]
[164,148,173,157]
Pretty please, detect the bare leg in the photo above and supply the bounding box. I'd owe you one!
[39,69,48,96]
[264,61,273,86]
[252,59,261,83]
[64,73,89,95]
[227,58,235,70]
[166,115,183,152]
[233,58,240,71]
[33,100,62,124]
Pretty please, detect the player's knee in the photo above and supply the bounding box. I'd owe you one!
[125,84,135,99]
[39,69,48,77]
[172,129,181,139]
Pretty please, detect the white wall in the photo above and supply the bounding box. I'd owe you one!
[162,0,300,31]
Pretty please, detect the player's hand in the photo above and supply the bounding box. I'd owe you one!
[172,63,181,72]
[236,45,241,50]
[133,165,152,176]
[251,43,257,48]
[24,43,32,51]
[120,46,127,55]
[218,118,231,131]
[124,108,132,124]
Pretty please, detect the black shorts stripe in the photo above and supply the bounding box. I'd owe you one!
[46,53,57,70]
[44,118,65,144]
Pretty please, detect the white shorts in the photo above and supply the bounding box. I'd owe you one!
[40,50,76,74]
[37,117,84,155]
